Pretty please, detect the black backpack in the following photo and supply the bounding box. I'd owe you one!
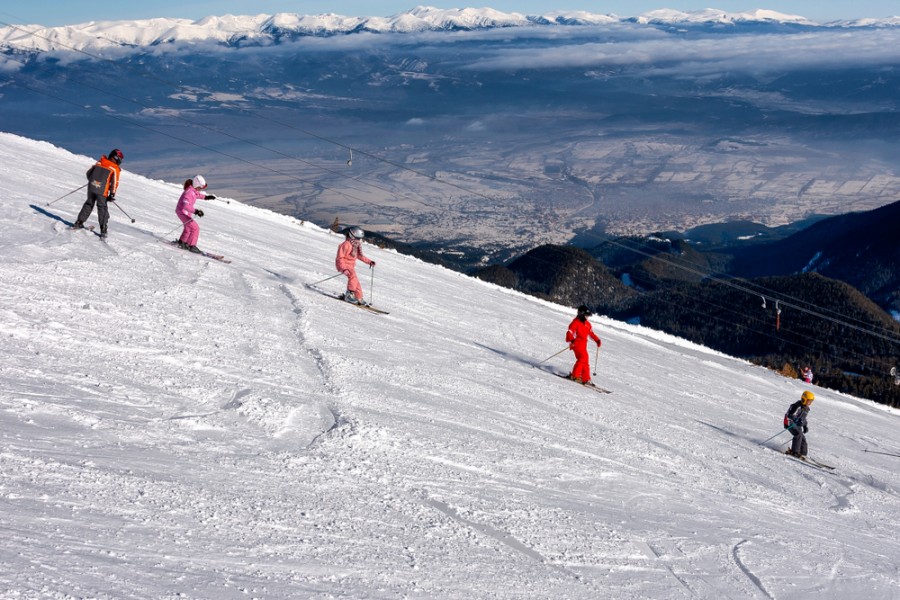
[87,165,115,196]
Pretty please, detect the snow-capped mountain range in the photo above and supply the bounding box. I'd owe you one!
[2,5,899,53]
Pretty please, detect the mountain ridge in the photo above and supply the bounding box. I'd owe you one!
[4,6,899,54]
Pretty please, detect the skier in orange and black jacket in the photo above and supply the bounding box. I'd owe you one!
[73,148,123,238]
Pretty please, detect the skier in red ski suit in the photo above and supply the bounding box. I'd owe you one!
[566,304,602,384]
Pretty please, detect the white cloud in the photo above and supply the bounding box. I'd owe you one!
[461,28,900,76]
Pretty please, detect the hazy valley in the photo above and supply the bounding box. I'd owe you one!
[3,9,900,264]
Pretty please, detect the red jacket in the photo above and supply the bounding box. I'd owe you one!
[566,317,601,349]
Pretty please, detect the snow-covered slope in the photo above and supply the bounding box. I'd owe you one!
[1,131,899,598]
[5,5,895,54]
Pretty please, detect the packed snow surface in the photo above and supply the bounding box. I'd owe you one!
[1,131,899,598]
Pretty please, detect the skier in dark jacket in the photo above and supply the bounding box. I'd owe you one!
[784,390,815,458]
[73,148,123,238]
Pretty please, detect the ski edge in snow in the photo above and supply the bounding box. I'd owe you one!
[305,284,389,314]
[780,449,836,471]
[70,224,100,237]
[554,372,612,394]
[159,239,231,263]
[532,365,612,393]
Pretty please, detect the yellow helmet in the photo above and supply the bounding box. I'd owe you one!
[801,390,815,405]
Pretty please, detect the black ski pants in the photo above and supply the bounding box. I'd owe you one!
[76,189,109,232]
[790,429,808,457]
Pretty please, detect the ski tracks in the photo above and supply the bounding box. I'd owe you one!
[634,538,774,599]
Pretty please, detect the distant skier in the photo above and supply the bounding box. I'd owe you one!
[801,366,813,384]
[175,175,216,253]
[335,226,376,306]
[566,304,602,385]
[784,390,815,459]
[73,148,123,238]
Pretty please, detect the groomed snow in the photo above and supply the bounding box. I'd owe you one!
[1,131,899,598]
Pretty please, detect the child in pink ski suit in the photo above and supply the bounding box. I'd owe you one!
[175,175,216,252]
[336,226,375,305]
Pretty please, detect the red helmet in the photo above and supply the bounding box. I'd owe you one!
[108,149,124,165]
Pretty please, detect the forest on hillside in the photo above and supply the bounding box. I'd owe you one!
[614,274,900,408]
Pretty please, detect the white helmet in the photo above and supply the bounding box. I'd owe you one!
[193,175,207,189]
[346,226,364,239]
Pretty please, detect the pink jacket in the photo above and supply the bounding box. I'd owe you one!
[175,186,206,219]
[335,238,373,272]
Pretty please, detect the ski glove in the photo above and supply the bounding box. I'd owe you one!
[803,425,808,433]
[369,261,376,268]
[107,193,115,202]
[194,209,204,218]
[205,194,216,200]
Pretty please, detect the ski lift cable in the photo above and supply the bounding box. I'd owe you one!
[631,276,899,373]
[3,18,900,352]
[10,77,900,372]
[0,20,889,328]
[533,244,900,370]
[595,235,900,344]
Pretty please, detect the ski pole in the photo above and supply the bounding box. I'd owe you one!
[46,183,88,207]
[162,220,191,240]
[111,199,136,223]
[370,265,375,305]
[533,346,570,367]
[864,448,900,458]
[759,428,789,445]
[593,344,600,376]
[308,272,342,287]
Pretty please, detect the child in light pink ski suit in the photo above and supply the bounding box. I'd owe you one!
[175,175,216,252]
[336,226,375,305]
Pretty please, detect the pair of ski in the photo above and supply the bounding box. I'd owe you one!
[554,373,612,394]
[305,284,389,314]
[69,223,104,239]
[161,239,231,263]
[533,366,612,393]
[782,450,835,471]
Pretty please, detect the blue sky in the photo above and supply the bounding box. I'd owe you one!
[1,1,897,26]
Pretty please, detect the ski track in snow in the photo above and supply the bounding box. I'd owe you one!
[2,131,900,598]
